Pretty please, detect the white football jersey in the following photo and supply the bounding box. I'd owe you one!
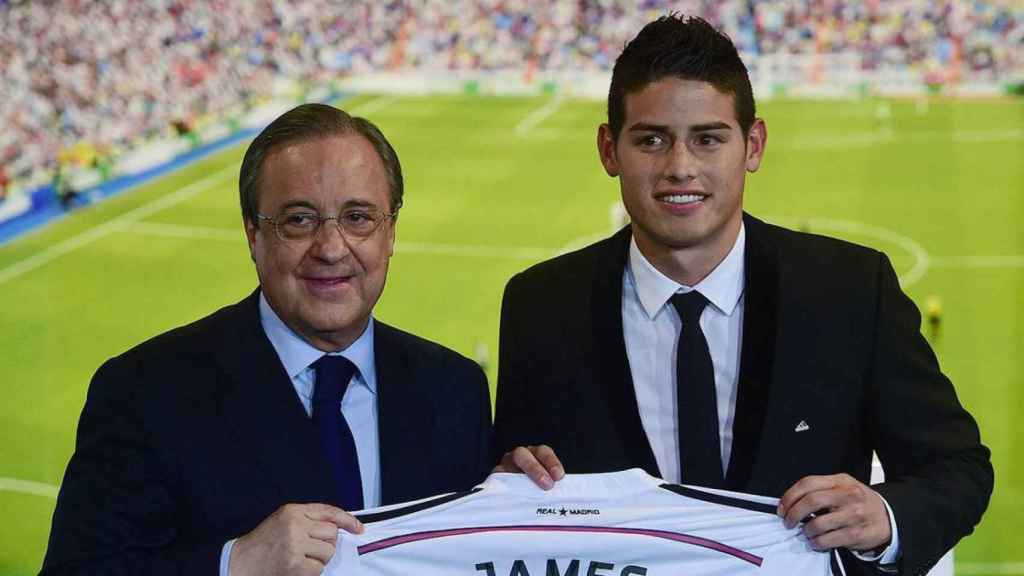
[325,469,844,576]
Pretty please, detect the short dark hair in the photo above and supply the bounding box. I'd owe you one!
[608,14,755,140]
[239,103,404,225]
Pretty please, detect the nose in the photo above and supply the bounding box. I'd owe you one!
[307,217,352,262]
[663,141,699,182]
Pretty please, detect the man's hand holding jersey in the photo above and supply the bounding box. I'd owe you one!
[778,473,894,555]
[229,503,363,576]
[494,445,566,489]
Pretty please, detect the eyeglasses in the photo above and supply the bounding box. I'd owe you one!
[256,207,398,242]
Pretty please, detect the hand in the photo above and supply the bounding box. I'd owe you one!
[494,445,566,490]
[777,474,892,553]
[229,503,363,576]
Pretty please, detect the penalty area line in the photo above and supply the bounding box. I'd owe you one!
[957,562,1024,575]
[0,477,59,499]
[515,94,567,136]
[0,165,237,287]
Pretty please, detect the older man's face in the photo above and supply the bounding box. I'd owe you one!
[245,134,395,351]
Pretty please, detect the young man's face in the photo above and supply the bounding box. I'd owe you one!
[599,77,765,267]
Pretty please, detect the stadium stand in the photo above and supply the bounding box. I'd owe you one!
[1,0,1021,204]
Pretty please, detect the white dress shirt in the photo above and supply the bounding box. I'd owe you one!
[621,225,899,566]
[219,293,382,575]
[623,225,746,483]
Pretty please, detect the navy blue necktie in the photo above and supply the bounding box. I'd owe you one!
[312,355,364,511]
[671,291,725,488]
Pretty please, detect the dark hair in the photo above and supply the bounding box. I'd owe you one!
[608,14,755,140]
[239,103,404,225]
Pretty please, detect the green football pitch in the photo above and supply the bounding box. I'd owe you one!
[0,93,1021,574]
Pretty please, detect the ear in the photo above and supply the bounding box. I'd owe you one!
[597,124,620,177]
[384,218,396,258]
[244,217,258,262]
[745,118,767,173]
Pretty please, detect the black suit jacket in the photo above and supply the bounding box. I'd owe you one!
[42,290,492,575]
[494,214,992,576]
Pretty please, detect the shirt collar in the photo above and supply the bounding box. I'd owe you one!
[258,292,377,394]
[628,224,746,320]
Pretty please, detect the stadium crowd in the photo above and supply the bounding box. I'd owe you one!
[2,0,1021,196]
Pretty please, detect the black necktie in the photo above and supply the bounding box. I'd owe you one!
[312,355,364,510]
[670,291,724,488]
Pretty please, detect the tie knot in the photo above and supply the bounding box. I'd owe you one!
[312,355,358,405]
[670,290,709,324]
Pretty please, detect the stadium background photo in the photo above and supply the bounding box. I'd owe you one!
[1,1,1022,575]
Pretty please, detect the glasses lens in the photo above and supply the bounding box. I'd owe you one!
[278,211,319,240]
[339,209,384,239]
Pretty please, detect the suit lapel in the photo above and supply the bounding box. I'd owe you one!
[215,290,341,506]
[594,227,661,477]
[374,322,432,505]
[725,214,780,490]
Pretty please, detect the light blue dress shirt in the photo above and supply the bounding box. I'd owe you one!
[219,293,381,575]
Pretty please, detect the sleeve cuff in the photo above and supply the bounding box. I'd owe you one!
[850,494,900,566]
[219,539,236,576]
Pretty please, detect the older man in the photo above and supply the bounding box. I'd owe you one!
[42,104,494,576]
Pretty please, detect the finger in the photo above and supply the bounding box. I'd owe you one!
[782,488,841,529]
[309,520,341,544]
[807,523,866,552]
[493,450,518,473]
[778,473,858,519]
[304,504,364,534]
[777,475,837,517]
[532,445,566,480]
[303,537,337,565]
[801,508,851,541]
[513,446,555,489]
[296,559,328,576]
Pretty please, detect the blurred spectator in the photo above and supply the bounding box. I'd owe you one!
[2,0,1021,196]
[0,165,9,202]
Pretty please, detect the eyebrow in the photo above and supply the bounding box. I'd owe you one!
[279,200,317,211]
[278,199,383,212]
[690,121,732,132]
[627,121,733,133]
[341,199,380,210]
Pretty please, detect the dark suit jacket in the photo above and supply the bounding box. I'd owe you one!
[494,214,992,576]
[42,290,492,575]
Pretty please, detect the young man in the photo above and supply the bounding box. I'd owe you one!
[494,15,992,576]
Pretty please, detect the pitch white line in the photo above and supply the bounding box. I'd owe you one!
[0,164,236,286]
[396,241,550,260]
[767,216,931,288]
[776,128,1024,150]
[349,95,400,118]
[515,94,567,136]
[555,232,608,256]
[0,477,59,499]
[931,255,1024,268]
[958,563,1024,575]
[129,221,241,242]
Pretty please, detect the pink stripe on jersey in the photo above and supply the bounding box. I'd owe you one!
[357,525,763,566]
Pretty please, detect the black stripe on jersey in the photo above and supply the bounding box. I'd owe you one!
[658,483,777,515]
[355,489,482,524]
[831,549,847,575]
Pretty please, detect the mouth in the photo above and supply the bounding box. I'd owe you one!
[656,191,708,211]
[301,274,355,290]
[660,193,705,205]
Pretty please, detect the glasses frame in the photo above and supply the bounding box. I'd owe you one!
[256,206,399,243]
